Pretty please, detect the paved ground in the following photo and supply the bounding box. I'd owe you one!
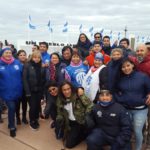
[0,113,147,150]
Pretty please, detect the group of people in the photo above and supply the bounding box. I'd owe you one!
[0,32,150,150]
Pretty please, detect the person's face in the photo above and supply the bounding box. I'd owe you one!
[80,35,86,43]
[121,61,134,75]
[73,48,78,53]
[94,59,102,68]
[51,55,59,65]
[48,86,58,96]
[18,52,27,63]
[94,44,101,53]
[136,45,148,58]
[62,84,72,98]
[2,50,12,60]
[32,55,41,63]
[94,34,101,41]
[103,38,110,47]
[111,51,122,61]
[32,46,38,52]
[71,55,80,64]
[99,93,112,102]
[120,41,128,49]
[62,49,72,60]
[39,44,48,53]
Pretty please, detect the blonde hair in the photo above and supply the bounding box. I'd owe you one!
[111,48,123,58]
[31,50,42,60]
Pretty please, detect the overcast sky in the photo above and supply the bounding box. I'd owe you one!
[0,0,150,44]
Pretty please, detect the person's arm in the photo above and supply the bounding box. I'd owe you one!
[23,63,31,97]
[113,108,132,148]
[99,67,108,90]
[79,93,93,113]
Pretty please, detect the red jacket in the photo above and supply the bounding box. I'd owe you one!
[86,50,110,67]
[129,52,150,77]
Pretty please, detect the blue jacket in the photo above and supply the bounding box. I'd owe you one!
[0,59,23,101]
[41,52,50,64]
[115,71,150,108]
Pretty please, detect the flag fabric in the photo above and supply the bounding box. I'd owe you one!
[28,15,36,29]
[79,24,82,33]
[142,37,145,43]
[89,26,94,33]
[62,21,68,32]
[47,20,53,33]
[118,32,121,40]
[100,28,104,34]
[110,30,112,39]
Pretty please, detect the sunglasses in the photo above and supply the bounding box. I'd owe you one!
[48,87,56,93]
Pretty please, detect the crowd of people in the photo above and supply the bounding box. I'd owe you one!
[0,32,150,150]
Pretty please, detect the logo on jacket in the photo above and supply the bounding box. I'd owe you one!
[97,111,102,117]
[110,113,116,117]
[14,65,19,70]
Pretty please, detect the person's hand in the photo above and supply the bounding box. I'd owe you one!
[146,94,150,105]
[83,60,88,65]
[77,88,84,96]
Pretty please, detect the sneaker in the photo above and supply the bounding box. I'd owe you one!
[10,129,16,137]
[22,118,28,124]
[50,121,55,128]
[17,118,21,125]
[30,122,38,130]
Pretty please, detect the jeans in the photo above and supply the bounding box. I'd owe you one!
[128,108,148,150]
[86,128,131,150]
[5,100,17,129]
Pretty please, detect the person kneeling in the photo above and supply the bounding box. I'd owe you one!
[86,90,132,150]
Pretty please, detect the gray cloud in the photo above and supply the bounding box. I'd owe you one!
[0,0,150,44]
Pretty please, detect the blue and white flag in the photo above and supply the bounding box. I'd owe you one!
[100,28,104,34]
[79,24,82,33]
[142,36,145,43]
[89,26,94,33]
[62,21,68,32]
[28,15,36,29]
[47,20,53,32]
[118,32,121,40]
[110,30,112,39]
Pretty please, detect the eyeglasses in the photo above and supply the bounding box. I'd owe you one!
[48,88,56,93]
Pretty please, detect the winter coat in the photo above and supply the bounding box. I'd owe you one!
[23,61,46,96]
[87,101,132,147]
[115,71,150,108]
[129,52,150,77]
[86,50,110,67]
[41,51,50,64]
[0,59,23,101]
[56,94,93,131]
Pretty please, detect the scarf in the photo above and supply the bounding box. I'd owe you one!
[1,57,15,64]
[97,100,114,107]
[49,62,56,81]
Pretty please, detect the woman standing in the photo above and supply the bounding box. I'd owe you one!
[46,52,66,85]
[0,47,23,137]
[115,58,150,150]
[65,52,89,88]
[16,50,28,125]
[56,81,93,148]
[23,51,46,130]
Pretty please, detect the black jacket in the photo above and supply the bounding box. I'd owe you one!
[23,61,46,96]
[87,102,132,147]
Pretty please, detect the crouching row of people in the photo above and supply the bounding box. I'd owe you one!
[45,80,132,150]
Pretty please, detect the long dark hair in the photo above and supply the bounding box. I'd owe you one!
[58,80,76,104]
